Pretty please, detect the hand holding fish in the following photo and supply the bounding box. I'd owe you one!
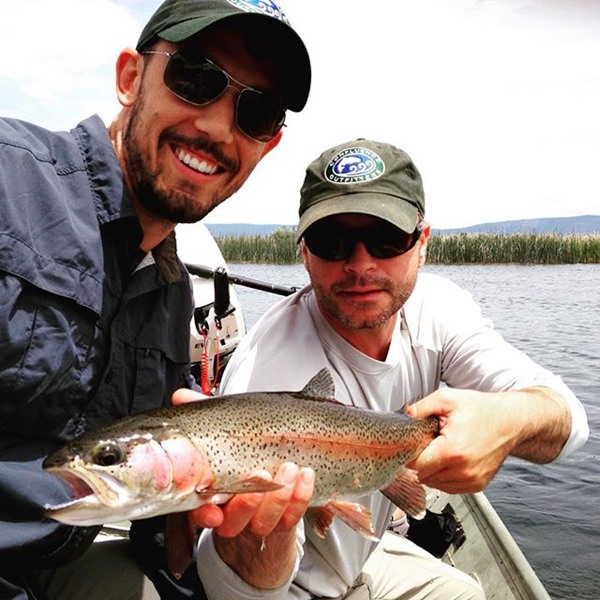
[405,385,571,493]
[209,462,315,589]
[210,462,315,538]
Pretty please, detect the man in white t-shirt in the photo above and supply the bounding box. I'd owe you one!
[181,139,588,600]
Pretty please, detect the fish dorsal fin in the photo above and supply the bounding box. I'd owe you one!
[301,368,336,400]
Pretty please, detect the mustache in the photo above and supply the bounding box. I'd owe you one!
[159,130,239,173]
[332,275,393,293]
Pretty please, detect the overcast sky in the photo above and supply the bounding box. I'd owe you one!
[1,0,599,228]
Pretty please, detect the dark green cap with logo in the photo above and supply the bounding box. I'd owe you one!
[296,139,425,240]
[136,0,311,111]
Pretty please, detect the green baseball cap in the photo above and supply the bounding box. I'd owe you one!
[296,139,425,240]
[136,0,311,111]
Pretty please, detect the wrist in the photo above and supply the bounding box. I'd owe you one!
[214,528,298,590]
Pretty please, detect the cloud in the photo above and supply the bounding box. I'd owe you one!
[0,0,141,123]
[1,0,599,227]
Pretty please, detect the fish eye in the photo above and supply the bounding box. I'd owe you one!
[92,441,124,467]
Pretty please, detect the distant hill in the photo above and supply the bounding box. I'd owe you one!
[206,215,600,237]
[206,223,294,237]
[434,215,600,235]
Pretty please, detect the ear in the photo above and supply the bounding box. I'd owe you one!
[418,222,431,267]
[300,238,310,267]
[115,48,143,108]
[260,128,283,158]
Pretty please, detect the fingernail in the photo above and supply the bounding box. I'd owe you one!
[281,463,298,484]
[300,468,315,485]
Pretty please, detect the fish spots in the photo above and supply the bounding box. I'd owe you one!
[42,375,438,530]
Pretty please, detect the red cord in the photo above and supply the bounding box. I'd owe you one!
[200,329,211,395]
[200,324,221,395]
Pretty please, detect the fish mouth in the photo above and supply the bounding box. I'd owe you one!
[44,466,132,525]
[47,465,127,505]
[52,469,97,500]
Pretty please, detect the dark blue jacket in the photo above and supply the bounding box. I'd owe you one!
[0,115,195,598]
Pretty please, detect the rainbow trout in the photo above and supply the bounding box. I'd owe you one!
[44,369,438,542]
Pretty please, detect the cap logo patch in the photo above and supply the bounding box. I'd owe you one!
[324,146,385,185]
[227,0,289,22]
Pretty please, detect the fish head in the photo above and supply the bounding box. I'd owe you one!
[43,416,213,526]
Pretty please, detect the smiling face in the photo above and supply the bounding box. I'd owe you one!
[302,214,430,356]
[112,21,283,242]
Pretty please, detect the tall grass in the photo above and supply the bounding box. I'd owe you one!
[427,233,600,264]
[214,229,600,265]
[216,227,300,264]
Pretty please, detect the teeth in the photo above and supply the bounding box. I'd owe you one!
[176,149,218,175]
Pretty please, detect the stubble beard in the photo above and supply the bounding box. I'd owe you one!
[314,273,418,331]
[122,97,241,224]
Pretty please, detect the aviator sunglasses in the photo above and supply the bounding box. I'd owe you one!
[143,50,286,142]
[303,218,424,261]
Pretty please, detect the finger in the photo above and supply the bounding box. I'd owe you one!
[420,473,482,495]
[172,389,208,405]
[215,469,274,538]
[405,390,454,419]
[247,463,300,537]
[406,437,446,480]
[405,397,439,419]
[275,467,315,530]
[188,504,225,529]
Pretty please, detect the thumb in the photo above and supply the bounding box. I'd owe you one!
[405,388,455,419]
[171,388,208,405]
[405,396,440,419]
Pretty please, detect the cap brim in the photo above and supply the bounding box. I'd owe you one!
[296,193,419,241]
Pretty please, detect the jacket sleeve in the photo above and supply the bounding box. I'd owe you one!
[0,435,100,594]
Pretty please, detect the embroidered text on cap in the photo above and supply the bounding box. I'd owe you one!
[324,146,385,185]
[227,0,290,22]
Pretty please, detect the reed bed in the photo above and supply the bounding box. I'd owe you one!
[427,233,600,264]
[214,229,600,265]
[216,227,300,264]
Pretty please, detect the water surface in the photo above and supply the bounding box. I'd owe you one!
[229,263,599,600]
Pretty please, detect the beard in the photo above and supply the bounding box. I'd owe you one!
[121,96,241,224]
[313,272,418,331]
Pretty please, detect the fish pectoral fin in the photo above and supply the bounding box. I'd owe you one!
[311,501,379,541]
[165,512,195,580]
[381,467,426,517]
[209,476,284,495]
[305,506,335,538]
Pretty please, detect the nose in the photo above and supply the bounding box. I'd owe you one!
[193,89,237,144]
[344,241,376,273]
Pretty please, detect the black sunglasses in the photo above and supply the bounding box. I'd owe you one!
[143,50,286,142]
[303,219,424,261]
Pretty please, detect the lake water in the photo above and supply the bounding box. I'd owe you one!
[227,263,599,600]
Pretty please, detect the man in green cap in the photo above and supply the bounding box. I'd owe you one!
[184,138,587,599]
[0,0,310,598]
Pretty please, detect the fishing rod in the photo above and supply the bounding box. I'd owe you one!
[185,263,299,297]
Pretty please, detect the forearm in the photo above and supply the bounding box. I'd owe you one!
[406,385,576,493]
[508,386,572,463]
[214,528,298,589]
